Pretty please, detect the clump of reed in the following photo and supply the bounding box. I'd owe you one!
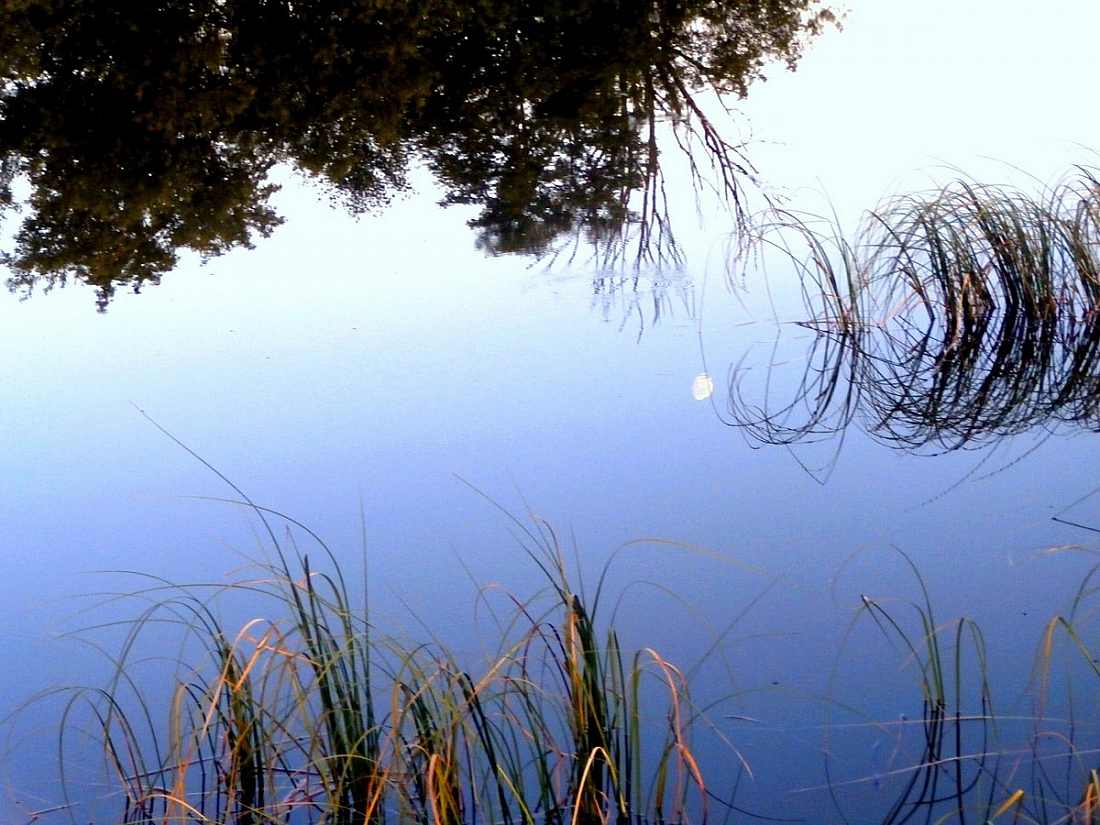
[1024,553,1100,824]
[40,503,720,825]
[821,545,1100,825]
[828,549,1002,824]
[20,499,1100,825]
[724,164,1100,456]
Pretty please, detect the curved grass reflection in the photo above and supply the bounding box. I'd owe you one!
[727,165,1100,455]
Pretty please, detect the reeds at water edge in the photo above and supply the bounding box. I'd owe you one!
[13,499,1100,824]
[25,497,726,825]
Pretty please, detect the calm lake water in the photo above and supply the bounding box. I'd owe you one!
[5,164,1100,821]
[4,1,1100,822]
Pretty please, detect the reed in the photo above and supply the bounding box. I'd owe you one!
[1024,554,1100,824]
[825,548,1004,824]
[18,505,1100,825]
[34,496,724,825]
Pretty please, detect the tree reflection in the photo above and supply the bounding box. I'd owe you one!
[0,0,837,309]
[725,167,1100,456]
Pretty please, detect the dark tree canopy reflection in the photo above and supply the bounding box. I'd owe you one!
[725,167,1100,458]
[0,0,836,309]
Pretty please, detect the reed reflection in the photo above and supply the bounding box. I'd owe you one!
[726,166,1100,455]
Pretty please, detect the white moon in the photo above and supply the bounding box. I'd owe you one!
[691,373,714,401]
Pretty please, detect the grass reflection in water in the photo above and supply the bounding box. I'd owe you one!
[726,164,1100,459]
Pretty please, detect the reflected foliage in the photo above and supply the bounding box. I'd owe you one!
[588,270,696,341]
[0,0,836,309]
[725,167,1100,458]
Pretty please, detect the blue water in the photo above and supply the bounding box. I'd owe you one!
[3,160,1100,823]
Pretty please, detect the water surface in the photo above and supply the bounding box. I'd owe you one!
[4,1,1100,821]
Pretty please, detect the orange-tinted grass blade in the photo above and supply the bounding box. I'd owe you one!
[990,788,1023,820]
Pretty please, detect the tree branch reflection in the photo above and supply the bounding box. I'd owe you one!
[0,0,837,309]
